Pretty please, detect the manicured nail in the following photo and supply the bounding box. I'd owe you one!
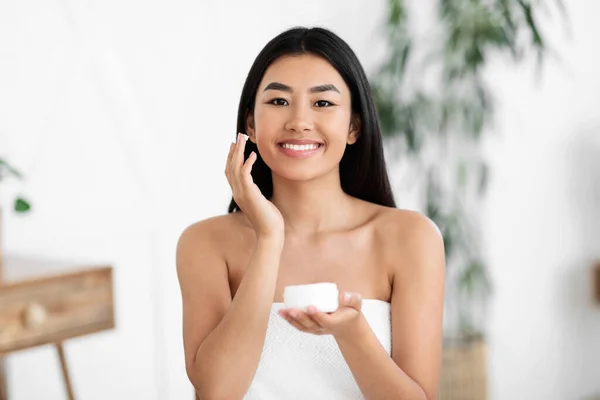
[344,293,351,304]
[289,310,298,319]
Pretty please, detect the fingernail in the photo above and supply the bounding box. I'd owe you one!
[289,311,298,319]
[236,133,241,143]
[344,293,351,304]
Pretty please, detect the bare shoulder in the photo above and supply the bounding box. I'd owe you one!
[376,207,442,243]
[176,212,253,269]
[371,206,445,275]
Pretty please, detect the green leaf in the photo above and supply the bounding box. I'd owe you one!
[517,0,544,49]
[457,258,492,301]
[443,229,454,261]
[388,0,407,26]
[14,197,31,213]
[392,42,411,77]
[0,158,23,180]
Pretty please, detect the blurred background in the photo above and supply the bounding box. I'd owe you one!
[0,0,599,399]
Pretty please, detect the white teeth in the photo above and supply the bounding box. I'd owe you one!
[281,143,320,151]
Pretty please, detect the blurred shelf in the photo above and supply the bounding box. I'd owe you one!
[0,254,115,400]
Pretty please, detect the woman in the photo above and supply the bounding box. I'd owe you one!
[177,26,445,400]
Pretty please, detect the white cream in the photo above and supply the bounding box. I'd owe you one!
[283,282,339,313]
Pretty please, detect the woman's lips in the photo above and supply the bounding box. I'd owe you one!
[278,142,324,158]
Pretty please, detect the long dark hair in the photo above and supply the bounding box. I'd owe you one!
[228,26,396,212]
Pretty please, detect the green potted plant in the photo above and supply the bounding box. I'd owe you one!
[0,158,31,213]
[0,158,31,281]
[371,0,565,398]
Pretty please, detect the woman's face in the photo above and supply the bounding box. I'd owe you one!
[247,53,359,182]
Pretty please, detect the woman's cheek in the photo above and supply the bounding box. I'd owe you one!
[256,107,286,129]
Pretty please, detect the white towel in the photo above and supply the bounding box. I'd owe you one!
[244,300,392,400]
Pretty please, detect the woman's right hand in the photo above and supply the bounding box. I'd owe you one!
[225,133,284,240]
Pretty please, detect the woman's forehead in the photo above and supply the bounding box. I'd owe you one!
[259,54,348,93]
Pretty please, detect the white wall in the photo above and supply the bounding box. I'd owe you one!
[1,0,598,399]
[484,2,600,399]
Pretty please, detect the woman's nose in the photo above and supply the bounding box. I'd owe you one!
[284,105,313,132]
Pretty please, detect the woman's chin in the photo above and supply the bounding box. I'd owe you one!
[271,168,323,182]
[270,166,338,183]
[272,171,320,182]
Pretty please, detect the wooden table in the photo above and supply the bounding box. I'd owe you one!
[0,254,115,400]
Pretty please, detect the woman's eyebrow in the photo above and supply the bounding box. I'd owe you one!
[310,84,340,94]
[263,82,292,92]
[263,82,340,94]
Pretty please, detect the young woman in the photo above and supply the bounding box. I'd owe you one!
[177,26,445,400]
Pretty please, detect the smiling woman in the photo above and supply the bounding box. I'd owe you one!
[247,53,359,182]
[176,27,446,400]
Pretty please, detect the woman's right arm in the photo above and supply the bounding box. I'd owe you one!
[178,134,285,399]
[177,222,283,400]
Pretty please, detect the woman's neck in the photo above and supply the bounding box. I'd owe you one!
[270,171,355,235]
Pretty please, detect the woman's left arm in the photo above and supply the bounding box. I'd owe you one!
[335,214,446,400]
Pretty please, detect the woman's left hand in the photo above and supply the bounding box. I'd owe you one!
[278,291,363,338]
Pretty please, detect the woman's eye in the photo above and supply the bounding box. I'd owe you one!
[315,100,333,108]
[269,98,288,106]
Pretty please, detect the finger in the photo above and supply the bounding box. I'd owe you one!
[289,310,320,330]
[240,151,257,184]
[286,317,306,332]
[233,133,248,180]
[320,306,362,332]
[228,133,243,179]
[306,306,328,329]
[225,142,235,176]
[339,292,363,311]
[279,310,307,331]
[229,134,248,199]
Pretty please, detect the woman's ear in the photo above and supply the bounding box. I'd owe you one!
[245,111,257,143]
[347,114,361,145]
